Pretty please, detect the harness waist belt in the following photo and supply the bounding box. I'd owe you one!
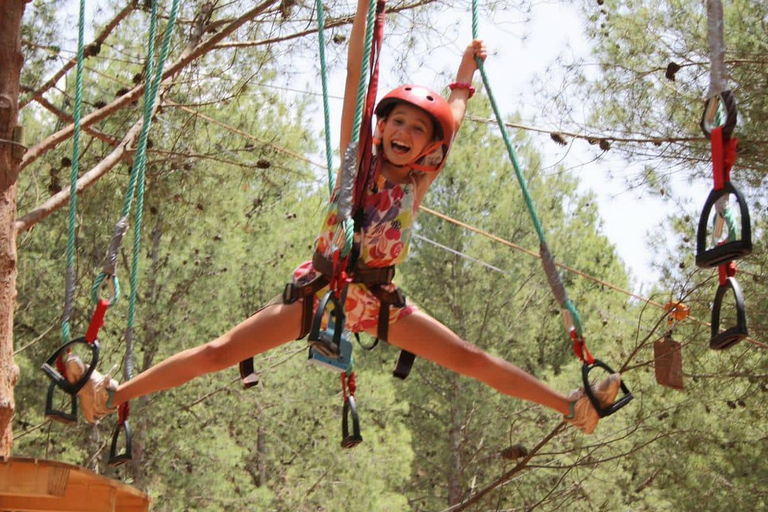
[312,251,395,285]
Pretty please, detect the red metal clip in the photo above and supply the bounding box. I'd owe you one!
[570,329,594,365]
[340,371,357,403]
[118,401,130,424]
[711,127,739,191]
[718,261,737,286]
[85,299,110,344]
[330,251,351,298]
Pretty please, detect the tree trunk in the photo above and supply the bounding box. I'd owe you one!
[0,0,26,457]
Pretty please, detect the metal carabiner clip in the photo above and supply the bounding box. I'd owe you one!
[700,91,738,140]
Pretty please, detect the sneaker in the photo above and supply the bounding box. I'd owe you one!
[64,355,119,424]
[564,373,622,434]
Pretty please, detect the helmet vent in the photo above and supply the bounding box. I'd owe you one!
[426,95,434,101]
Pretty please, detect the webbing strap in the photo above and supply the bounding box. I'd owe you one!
[705,0,727,100]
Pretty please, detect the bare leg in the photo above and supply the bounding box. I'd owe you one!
[382,310,571,416]
[112,300,304,405]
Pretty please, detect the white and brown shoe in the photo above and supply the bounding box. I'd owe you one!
[64,355,118,424]
[564,373,622,434]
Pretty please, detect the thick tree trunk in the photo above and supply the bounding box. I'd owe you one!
[0,0,26,457]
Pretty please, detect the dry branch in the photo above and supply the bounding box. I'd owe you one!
[20,0,281,171]
[19,2,136,109]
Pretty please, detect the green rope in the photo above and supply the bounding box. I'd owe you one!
[316,0,376,257]
[315,0,335,195]
[124,0,180,379]
[350,0,377,147]
[61,0,87,344]
[470,1,584,336]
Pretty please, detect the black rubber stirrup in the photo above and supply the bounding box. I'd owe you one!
[582,360,634,418]
[44,381,78,424]
[710,276,748,350]
[341,395,363,449]
[695,182,752,268]
[109,420,133,467]
[41,338,100,395]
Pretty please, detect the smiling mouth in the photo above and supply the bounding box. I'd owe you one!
[391,141,411,154]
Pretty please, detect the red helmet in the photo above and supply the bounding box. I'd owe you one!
[375,85,456,172]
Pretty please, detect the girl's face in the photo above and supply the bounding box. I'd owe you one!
[377,103,436,166]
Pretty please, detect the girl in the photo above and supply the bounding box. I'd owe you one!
[66,0,621,436]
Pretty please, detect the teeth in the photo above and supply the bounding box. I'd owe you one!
[392,141,410,151]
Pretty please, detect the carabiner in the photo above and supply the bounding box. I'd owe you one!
[710,276,748,350]
[581,360,634,418]
[308,291,346,359]
[700,91,738,140]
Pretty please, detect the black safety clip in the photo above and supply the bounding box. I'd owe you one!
[41,338,100,396]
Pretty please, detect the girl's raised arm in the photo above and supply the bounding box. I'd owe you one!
[339,0,371,160]
[447,39,486,134]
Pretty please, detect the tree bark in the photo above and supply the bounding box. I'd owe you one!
[0,0,26,457]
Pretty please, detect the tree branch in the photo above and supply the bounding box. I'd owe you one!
[20,0,281,171]
[20,1,136,109]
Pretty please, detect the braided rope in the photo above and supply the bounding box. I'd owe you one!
[124,0,180,380]
[470,0,583,336]
[61,0,87,344]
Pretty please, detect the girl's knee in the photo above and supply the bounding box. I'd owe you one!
[196,337,233,373]
[451,340,492,376]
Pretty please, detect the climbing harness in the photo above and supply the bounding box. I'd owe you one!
[469,0,632,417]
[39,0,180,467]
[696,0,751,350]
[653,302,688,390]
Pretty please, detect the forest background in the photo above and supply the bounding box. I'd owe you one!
[3,0,767,510]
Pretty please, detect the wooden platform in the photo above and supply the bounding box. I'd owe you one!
[0,457,150,511]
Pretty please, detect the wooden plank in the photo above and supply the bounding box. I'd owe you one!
[0,458,149,511]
